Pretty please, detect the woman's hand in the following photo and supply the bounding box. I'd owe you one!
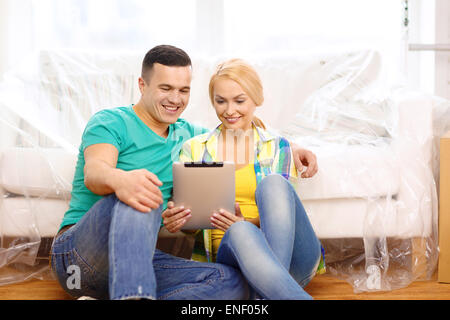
[210,203,245,232]
[162,201,192,233]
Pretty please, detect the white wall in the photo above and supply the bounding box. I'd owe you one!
[435,0,450,100]
[0,0,33,80]
[0,0,10,79]
[407,0,450,100]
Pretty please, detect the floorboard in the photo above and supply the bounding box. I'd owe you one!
[0,273,449,300]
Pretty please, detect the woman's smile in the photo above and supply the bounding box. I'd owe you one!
[224,116,242,124]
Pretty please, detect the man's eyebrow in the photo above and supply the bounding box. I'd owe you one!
[158,84,190,90]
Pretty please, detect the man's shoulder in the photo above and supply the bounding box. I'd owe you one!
[91,106,131,120]
[86,106,133,131]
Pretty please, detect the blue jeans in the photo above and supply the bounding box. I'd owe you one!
[216,174,321,300]
[50,194,248,300]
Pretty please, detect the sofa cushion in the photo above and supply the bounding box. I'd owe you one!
[304,196,430,239]
[297,144,399,200]
[0,197,69,237]
[0,147,76,199]
[1,143,399,202]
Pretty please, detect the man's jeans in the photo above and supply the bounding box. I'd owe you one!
[50,194,248,300]
[216,174,321,300]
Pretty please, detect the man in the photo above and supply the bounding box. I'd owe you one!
[50,45,317,300]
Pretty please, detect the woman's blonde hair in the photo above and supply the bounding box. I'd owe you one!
[209,58,266,129]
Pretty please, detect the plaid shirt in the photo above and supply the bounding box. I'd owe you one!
[179,123,325,274]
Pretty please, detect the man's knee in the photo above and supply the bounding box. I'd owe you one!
[112,197,163,216]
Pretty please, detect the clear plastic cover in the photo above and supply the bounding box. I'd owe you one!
[0,49,448,293]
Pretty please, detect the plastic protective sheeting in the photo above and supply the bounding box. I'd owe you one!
[0,50,143,285]
[280,50,450,292]
[0,49,448,293]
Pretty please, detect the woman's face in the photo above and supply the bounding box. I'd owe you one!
[212,78,257,131]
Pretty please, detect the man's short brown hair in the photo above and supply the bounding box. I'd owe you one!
[141,45,192,81]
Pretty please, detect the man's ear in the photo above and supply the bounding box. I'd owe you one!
[138,77,146,94]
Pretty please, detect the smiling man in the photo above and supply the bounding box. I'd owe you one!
[49,45,317,300]
[50,45,249,300]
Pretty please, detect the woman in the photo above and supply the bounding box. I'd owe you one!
[163,59,325,300]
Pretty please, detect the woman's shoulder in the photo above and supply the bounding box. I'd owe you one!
[180,131,211,162]
[183,131,210,146]
[257,126,291,147]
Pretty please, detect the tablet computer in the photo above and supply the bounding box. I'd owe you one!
[172,161,235,230]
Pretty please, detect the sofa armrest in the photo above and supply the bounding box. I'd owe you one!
[0,147,76,199]
[394,91,433,156]
[392,91,436,238]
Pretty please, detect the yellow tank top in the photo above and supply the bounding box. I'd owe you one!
[211,163,259,257]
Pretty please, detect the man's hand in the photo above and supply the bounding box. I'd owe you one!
[162,201,192,233]
[113,169,164,213]
[84,143,164,213]
[291,143,318,178]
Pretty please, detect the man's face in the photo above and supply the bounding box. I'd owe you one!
[139,63,192,125]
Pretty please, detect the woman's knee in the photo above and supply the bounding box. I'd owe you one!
[256,173,286,190]
[226,221,258,241]
[255,174,294,202]
[222,221,268,259]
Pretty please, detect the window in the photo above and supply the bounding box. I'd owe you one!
[30,0,197,52]
[2,0,407,87]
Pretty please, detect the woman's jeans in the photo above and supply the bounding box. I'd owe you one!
[50,194,248,300]
[216,174,321,300]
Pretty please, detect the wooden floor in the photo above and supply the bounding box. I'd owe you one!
[0,273,449,300]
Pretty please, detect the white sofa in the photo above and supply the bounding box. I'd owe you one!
[0,49,444,292]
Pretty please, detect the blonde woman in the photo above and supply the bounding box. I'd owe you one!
[163,59,325,300]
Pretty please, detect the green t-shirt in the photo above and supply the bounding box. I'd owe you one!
[60,105,208,230]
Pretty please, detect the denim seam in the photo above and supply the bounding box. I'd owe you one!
[115,294,156,300]
[109,201,118,299]
[53,232,71,246]
[297,269,318,288]
[222,239,271,300]
[156,266,226,300]
[297,251,321,288]
[71,247,97,277]
[153,263,224,274]
[157,277,221,300]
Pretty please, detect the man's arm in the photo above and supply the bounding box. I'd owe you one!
[83,143,120,195]
[84,143,163,212]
